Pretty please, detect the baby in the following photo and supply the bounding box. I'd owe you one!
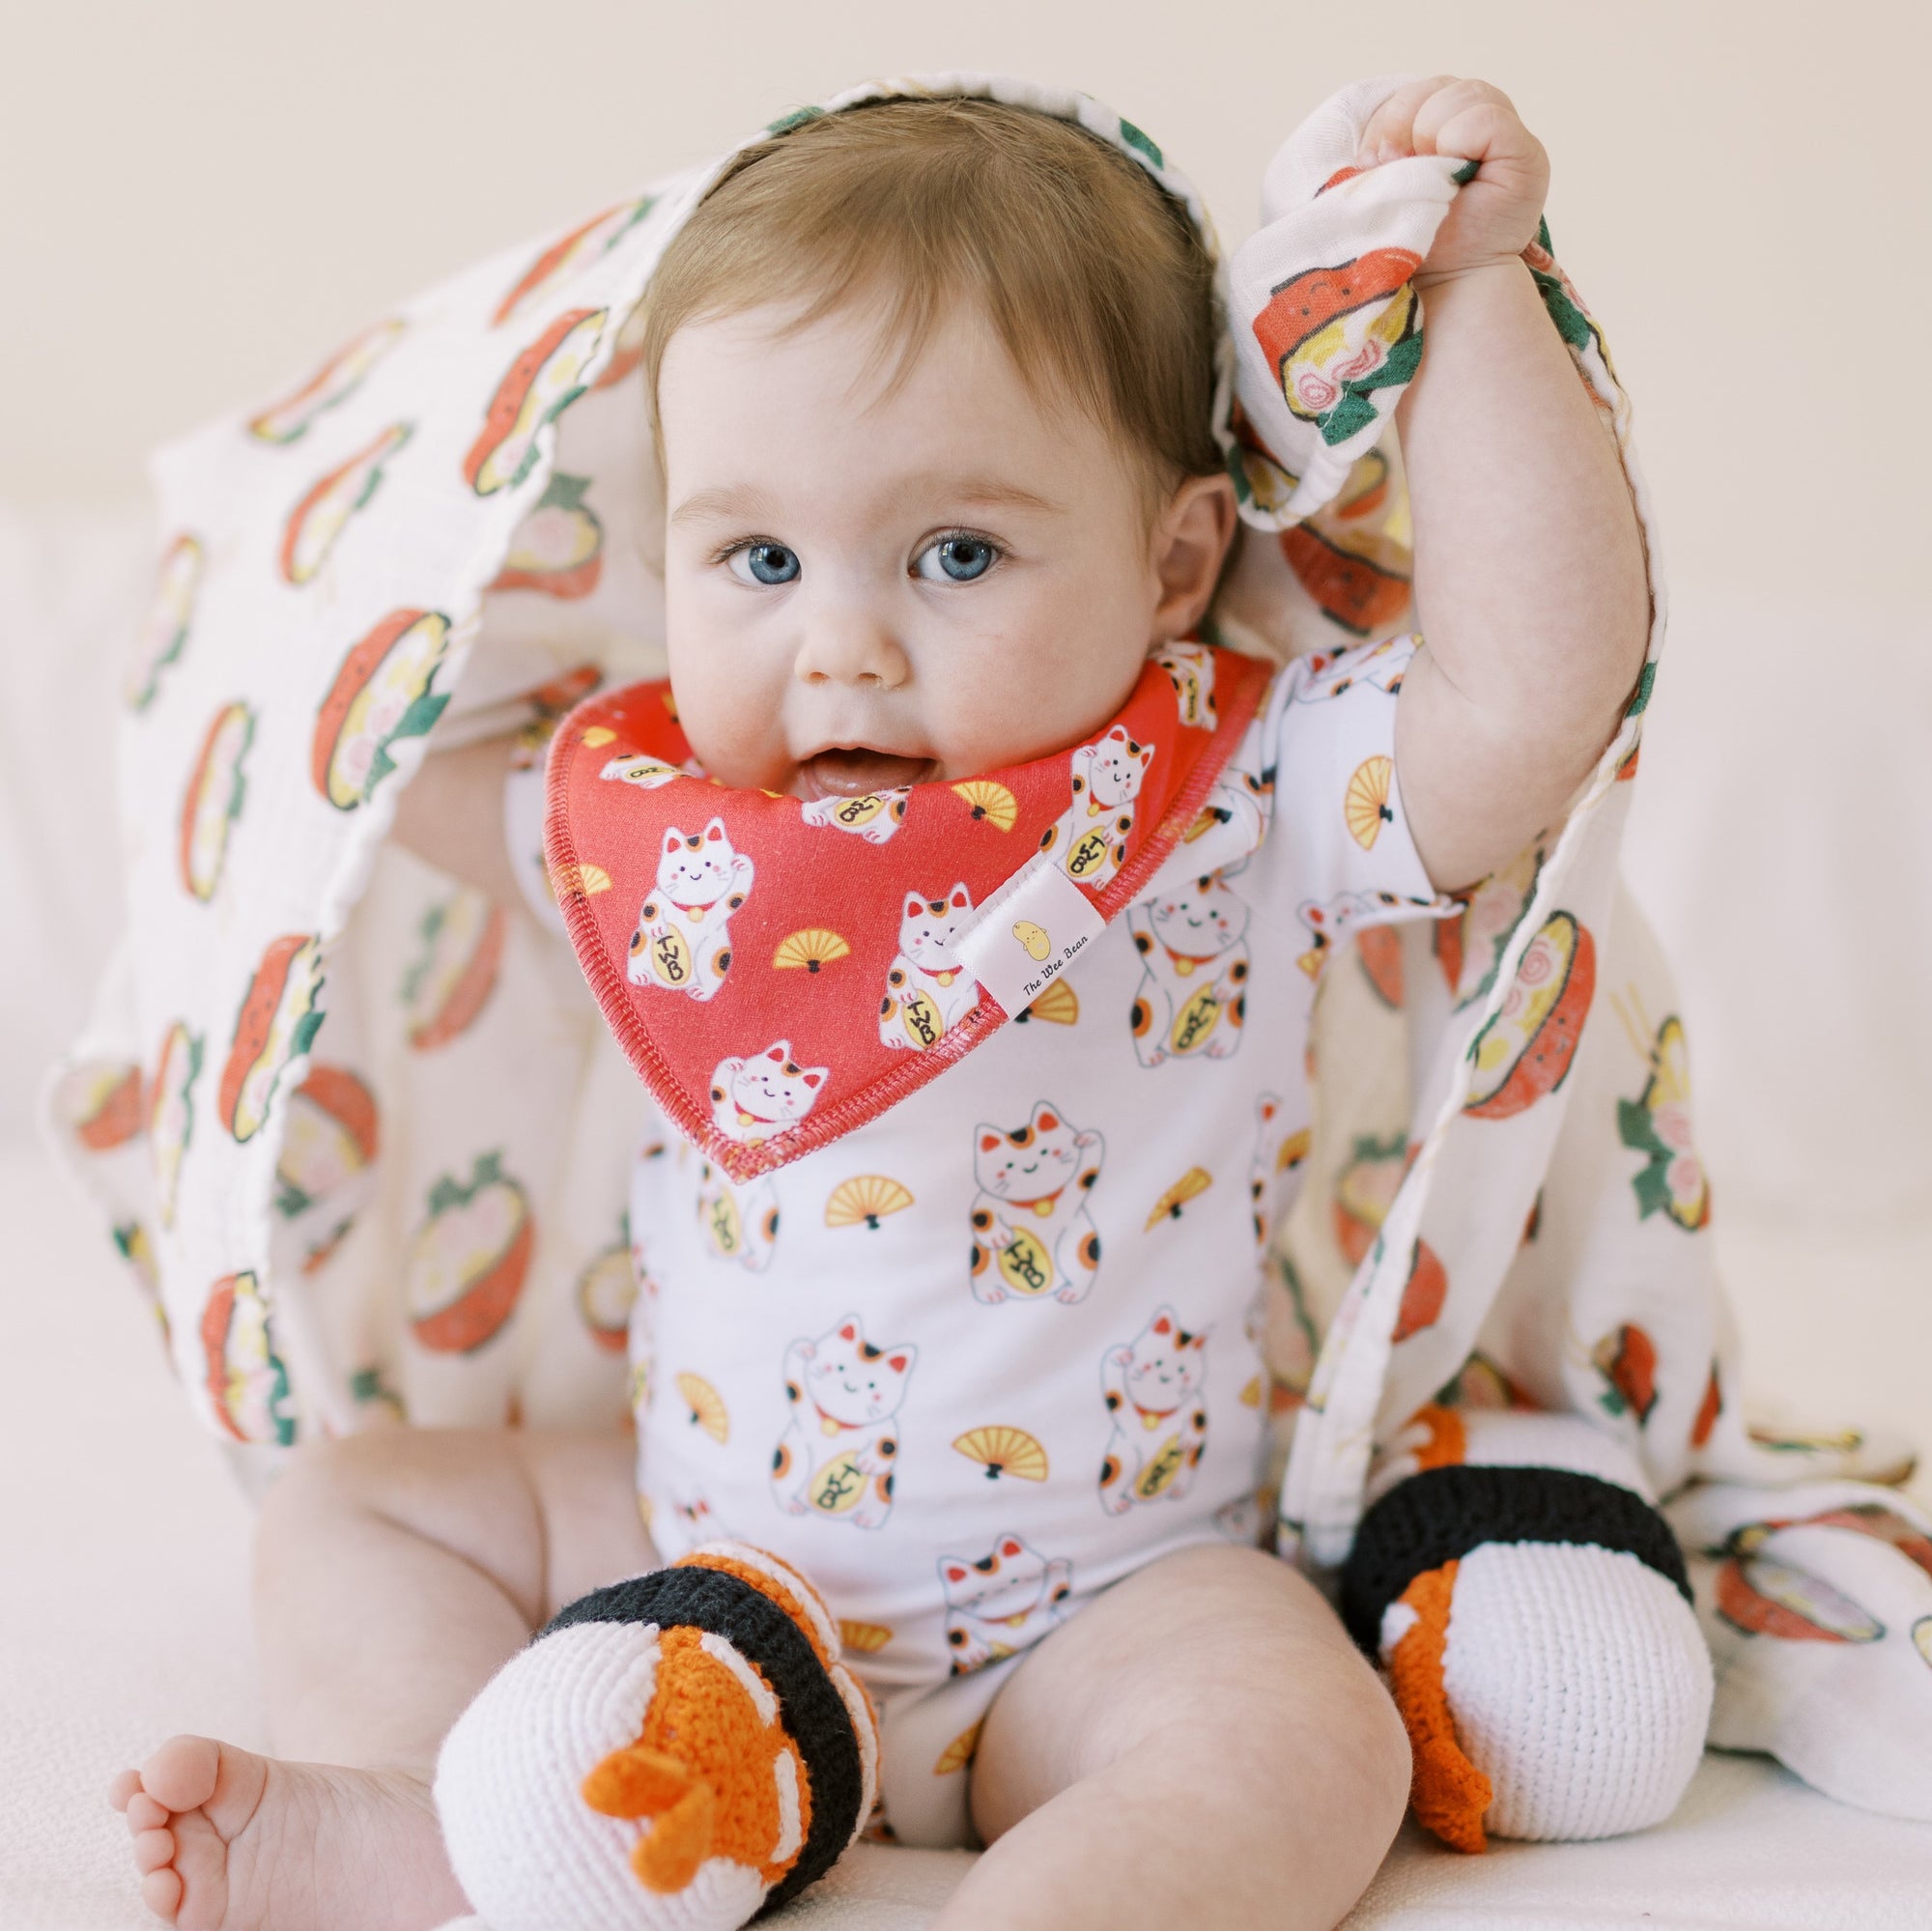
[111,78,1648,1931]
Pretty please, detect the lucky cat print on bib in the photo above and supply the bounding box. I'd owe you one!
[1037,725,1156,889]
[547,647,1272,1180]
[1153,640,1218,729]
[880,885,980,1052]
[802,788,910,844]
[629,818,753,1002]
[709,1042,828,1149]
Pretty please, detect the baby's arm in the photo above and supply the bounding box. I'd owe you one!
[1376,77,1650,892]
[387,730,525,906]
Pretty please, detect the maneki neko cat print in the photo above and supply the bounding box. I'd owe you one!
[601,629,1445,1696]
[969,1101,1105,1306]
[626,818,754,1002]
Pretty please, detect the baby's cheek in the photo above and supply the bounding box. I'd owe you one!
[669,658,784,785]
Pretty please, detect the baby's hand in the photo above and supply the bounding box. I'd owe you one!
[1358,77,1548,279]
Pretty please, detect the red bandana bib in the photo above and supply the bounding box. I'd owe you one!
[545,643,1271,1180]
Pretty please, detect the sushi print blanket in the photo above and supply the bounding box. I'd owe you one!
[39,71,1932,1809]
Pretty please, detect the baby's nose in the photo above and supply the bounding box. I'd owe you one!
[793,607,909,691]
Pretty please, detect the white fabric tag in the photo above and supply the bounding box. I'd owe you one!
[952,852,1108,1019]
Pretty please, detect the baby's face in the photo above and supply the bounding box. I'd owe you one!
[658,297,1196,801]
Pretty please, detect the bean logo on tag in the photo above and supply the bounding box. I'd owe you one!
[954,856,1107,1020]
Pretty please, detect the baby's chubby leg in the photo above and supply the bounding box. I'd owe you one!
[108,1426,655,1931]
[945,1544,1409,1931]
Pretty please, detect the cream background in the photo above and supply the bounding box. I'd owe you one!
[1,0,1927,606]
[1,2,1927,1444]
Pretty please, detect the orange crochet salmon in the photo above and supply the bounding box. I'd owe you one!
[434,1542,879,1925]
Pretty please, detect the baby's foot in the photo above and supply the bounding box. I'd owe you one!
[107,1736,469,1931]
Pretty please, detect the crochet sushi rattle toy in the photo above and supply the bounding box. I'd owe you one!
[430,1542,878,1931]
[426,1462,1706,1930]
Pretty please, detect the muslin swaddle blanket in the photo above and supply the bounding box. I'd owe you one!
[41,72,1932,1893]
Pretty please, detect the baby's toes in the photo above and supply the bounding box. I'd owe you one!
[132,1824,178,1876]
[140,1863,185,1924]
[139,1736,222,1817]
[126,1790,170,1834]
[108,1767,144,1813]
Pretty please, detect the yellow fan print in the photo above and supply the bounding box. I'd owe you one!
[581,724,615,748]
[825,1175,915,1230]
[549,858,612,898]
[674,1372,728,1443]
[952,780,1018,832]
[1239,1375,1263,1407]
[952,1426,1049,1482]
[933,1720,983,1775]
[773,928,852,973]
[1027,980,1079,1025]
[1145,1166,1212,1229]
[1345,755,1394,850]
[838,1619,894,1654]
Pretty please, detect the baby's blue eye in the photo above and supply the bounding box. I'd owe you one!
[915,534,999,583]
[728,542,800,585]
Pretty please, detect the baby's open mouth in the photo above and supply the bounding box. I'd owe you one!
[795,747,933,801]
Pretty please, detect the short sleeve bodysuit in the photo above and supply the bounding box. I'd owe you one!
[594,633,1445,1839]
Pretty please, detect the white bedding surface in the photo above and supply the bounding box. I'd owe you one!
[9,1135,1932,1931]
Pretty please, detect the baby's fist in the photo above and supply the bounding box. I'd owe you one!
[1358,77,1548,278]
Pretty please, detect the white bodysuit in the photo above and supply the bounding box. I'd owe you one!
[618,633,1443,1844]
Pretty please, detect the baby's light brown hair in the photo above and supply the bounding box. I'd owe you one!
[640,96,1225,514]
